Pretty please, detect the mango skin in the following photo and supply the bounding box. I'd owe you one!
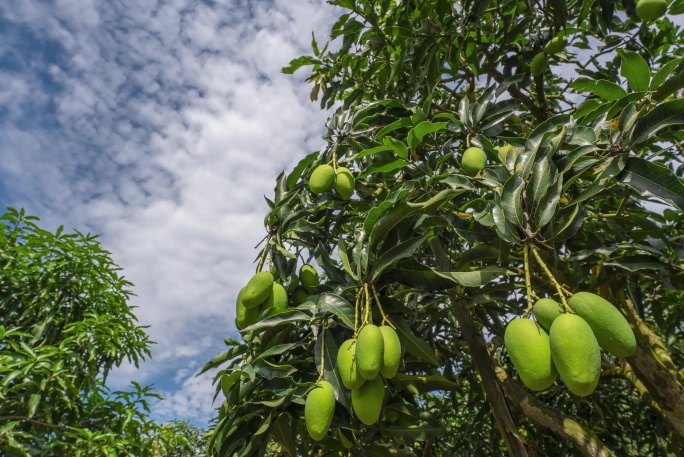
[305,381,336,441]
[337,339,365,390]
[569,292,636,357]
[461,147,487,176]
[299,264,320,292]
[356,325,385,380]
[235,287,260,330]
[636,0,667,19]
[544,34,568,55]
[309,164,335,194]
[352,375,384,425]
[504,318,558,391]
[264,283,288,311]
[530,52,549,77]
[379,326,401,379]
[549,313,601,396]
[242,272,274,308]
[292,287,309,304]
[334,167,355,199]
[533,298,564,333]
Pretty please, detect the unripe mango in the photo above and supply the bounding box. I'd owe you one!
[305,381,336,441]
[533,298,564,333]
[242,271,274,308]
[543,34,568,55]
[504,318,557,391]
[530,52,548,77]
[292,287,309,304]
[264,283,288,311]
[549,314,601,396]
[309,164,335,194]
[379,326,401,379]
[568,292,636,357]
[356,325,385,380]
[461,147,487,176]
[235,287,259,330]
[636,0,667,19]
[299,264,319,292]
[334,167,355,199]
[337,339,365,390]
[352,375,384,425]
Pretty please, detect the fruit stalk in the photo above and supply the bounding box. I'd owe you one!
[371,284,393,327]
[530,247,571,311]
[256,235,271,274]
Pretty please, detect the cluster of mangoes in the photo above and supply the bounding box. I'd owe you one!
[305,324,402,441]
[309,164,355,199]
[530,32,568,77]
[504,292,637,396]
[235,264,320,330]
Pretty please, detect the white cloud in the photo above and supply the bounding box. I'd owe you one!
[0,0,339,424]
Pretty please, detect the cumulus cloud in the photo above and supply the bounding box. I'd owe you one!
[0,0,339,423]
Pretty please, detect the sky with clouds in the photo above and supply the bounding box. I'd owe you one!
[0,0,339,425]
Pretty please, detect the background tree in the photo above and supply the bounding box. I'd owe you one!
[0,207,206,456]
[205,0,684,455]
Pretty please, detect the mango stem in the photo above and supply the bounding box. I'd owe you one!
[372,284,394,328]
[530,247,571,312]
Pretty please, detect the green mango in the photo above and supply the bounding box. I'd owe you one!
[352,375,384,425]
[530,52,548,77]
[543,34,568,55]
[292,287,309,304]
[263,283,288,311]
[309,164,335,194]
[549,314,601,396]
[569,292,636,357]
[636,0,667,19]
[533,298,564,333]
[356,325,384,380]
[334,167,355,199]
[337,339,365,390]
[299,264,320,292]
[305,381,335,441]
[242,271,274,308]
[504,318,558,391]
[235,287,259,330]
[379,326,401,379]
[461,147,487,176]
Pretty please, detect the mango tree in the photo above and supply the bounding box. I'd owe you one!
[205,0,684,455]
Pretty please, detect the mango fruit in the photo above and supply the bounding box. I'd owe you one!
[242,271,274,308]
[305,381,336,441]
[533,298,564,333]
[292,287,309,304]
[543,34,567,55]
[569,292,636,357]
[549,313,601,396]
[356,324,385,380]
[334,167,355,199]
[235,287,259,330]
[461,147,487,176]
[309,164,335,194]
[299,264,319,292]
[530,52,548,77]
[352,375,384,425]
[636,0,667,19]
[504,318,557,391]
[379,326,401,379]
[264,283,288,311]
[337,339,365,390]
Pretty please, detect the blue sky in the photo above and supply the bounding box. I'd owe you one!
[0,0,338,425]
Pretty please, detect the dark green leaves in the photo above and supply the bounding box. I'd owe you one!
[618,157,684,211]
[569,79,628,100]
[632,100,684,144]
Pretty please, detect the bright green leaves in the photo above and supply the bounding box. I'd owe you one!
[618,49,651,93]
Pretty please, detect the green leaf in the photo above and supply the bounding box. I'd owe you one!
[387,260,510,290]
[650,58,683,90]
[395,373,460,393]
[569,78,628,101]
[501,173,525,229]
[382,137,408,159]
[385,423,448,441]
[603,255,666,272]
[376,118,414,139]
[369,189,461,250]
[253,343,302,363]
[28,393,40,417]
[359,158,408,178]
[545,205,586,242]
[653,68,684,102]
[241,310,311,333]
[271,415,297,457]
[392,318,440,366]
[632,99,684,144]
[411,121,448,141]
[617,157,684,211]
[282,56,316,74]
[567,155,626,206]
[354,145,391,160]
[527,159,557,210]
[316,294,355,329]
[618,50,650,92]
[533,178,562,229]
[287,151,319,190]
[371,234,429,281]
